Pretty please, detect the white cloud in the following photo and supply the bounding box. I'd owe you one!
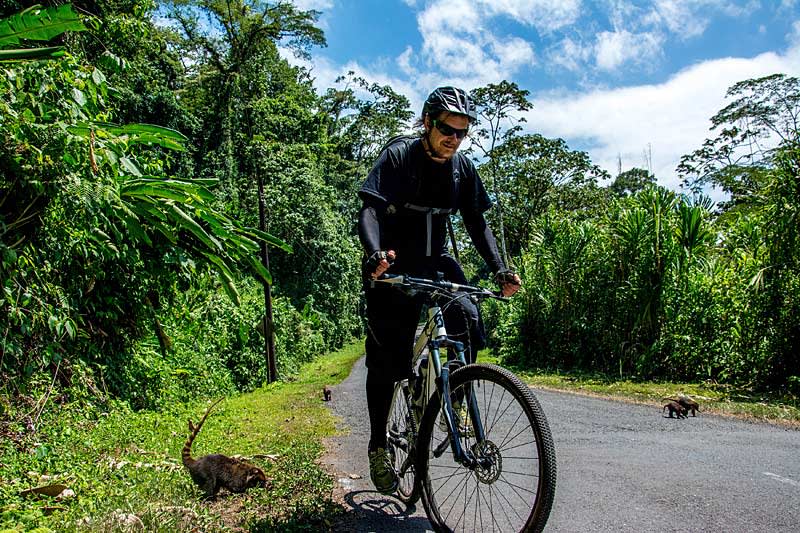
[645,0,760,40]
[790,20,800,47]
[595,30,663,71]
[290,0,334,10]
[397,46,416,78]
[548,36,594,73]
[475,0,582,33]
[527,45,800,199]
[416,0,535,83]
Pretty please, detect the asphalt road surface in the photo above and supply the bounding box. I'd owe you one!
[323,356,800,532]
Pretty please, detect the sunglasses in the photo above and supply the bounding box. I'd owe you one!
[432,119,469,139]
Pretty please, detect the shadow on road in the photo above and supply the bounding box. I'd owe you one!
[331,490,431,532]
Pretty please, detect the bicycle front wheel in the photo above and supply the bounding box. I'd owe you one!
[387,379,420,505]
[417,364,557,532]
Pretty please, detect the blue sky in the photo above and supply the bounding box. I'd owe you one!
[287,0,800,198]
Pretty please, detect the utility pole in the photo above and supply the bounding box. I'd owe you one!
[257,169,277,383]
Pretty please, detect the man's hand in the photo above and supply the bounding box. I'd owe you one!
[495,269,521,297]
[367,250,396,279]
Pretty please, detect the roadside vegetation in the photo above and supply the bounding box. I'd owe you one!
[0,341,363,532]
[519,371,800,426]
[1,2,799,531]
[477,353,800,426]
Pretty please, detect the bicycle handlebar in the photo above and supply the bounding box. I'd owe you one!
[370,273,509,302]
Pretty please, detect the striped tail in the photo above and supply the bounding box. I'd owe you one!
[182,398,224,467]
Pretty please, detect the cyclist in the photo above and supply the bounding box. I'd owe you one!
[357,86,522,494]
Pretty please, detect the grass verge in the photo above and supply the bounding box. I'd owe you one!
[0,341,365,533]
[478,353,800,426]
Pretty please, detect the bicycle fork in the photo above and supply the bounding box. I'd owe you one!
[429,340,488,470]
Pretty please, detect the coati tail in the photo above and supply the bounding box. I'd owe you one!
[182,397,224,467]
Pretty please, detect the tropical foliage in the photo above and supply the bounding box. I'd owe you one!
[491,74,799,393]
[1,2,798,416]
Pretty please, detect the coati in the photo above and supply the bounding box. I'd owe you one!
[663,400,687,419]
[182,398,267,498]
[663,395,700,417]
[676,394,700,416]
[322,386,332,401]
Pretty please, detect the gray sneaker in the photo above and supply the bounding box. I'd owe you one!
[368,447,398,494]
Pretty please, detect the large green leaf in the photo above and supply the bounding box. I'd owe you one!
[126,202,170,224]
[122,178,216,204]
[238,227,293,253]
[67,122,188,152]
[226,231,260,252]
[0,4,86,47]
[244,253,272,285]
[201,252,241,305]
[0,46,64,60]
[122,184,194,203]
[169,204,223,254]
[126,178,215,202]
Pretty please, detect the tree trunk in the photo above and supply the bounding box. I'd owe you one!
[257,172,278,383]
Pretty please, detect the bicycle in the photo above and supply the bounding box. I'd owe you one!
[373,273,557,533]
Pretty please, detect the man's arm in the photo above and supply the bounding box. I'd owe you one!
[358,203,395,279]
[358,204,382,257]
[462,211,521,296]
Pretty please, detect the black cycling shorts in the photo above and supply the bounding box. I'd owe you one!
[363,255,486,382]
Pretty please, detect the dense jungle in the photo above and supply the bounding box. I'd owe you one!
[1,2,799,528]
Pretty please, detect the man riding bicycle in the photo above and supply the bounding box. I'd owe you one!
[358,86,522,494]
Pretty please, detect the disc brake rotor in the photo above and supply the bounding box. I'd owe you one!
[472,440,502,484]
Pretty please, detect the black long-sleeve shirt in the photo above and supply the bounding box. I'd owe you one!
[357,136,505,274]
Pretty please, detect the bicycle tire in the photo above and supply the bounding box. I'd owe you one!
[417,364,557,532]
[387,380,421,505]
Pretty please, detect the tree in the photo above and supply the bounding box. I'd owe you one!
[318,72,413,221]
[468,81,533,265]
[678,73,800,204]
[1,4,289,387]
[610,167,656,197]
[480,134,609,257]
[164,0,326,191]
[321,71,413,164]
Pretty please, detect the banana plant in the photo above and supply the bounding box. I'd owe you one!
[1,3,291,305]
[0,4,86,60]
[65,120,292,303]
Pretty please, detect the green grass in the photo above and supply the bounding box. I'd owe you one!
[478,352,800,426]
[5,341,794,533]
[0,341,365,533]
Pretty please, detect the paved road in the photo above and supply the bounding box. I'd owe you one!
[323,356,800,532]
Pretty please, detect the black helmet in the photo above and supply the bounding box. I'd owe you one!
[422,86,477,123]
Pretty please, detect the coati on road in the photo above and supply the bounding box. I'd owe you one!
[663,400,688,419]
[663,394,700,417]
[182,398,267,498]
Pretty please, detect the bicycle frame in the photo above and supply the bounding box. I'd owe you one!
[376,273,557,532]
[376,274,491,467]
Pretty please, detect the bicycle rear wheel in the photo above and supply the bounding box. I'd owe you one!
[417,364,556,532]
[387,380,420,505]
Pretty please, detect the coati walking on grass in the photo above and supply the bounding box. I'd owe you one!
[182,398,267,498]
